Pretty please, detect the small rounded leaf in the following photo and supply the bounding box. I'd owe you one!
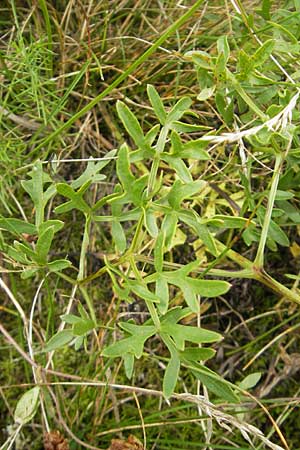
[14,386,40,425]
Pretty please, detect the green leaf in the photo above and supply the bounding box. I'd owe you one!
[55,182,91,214]
[197,86,215,101]
[126,280,160,303]
[180,141,210,160]
[161,212,178,250]
[181,347,215,362]
[155,275,169,315]
[162,154,192,183]
[74,336,84,351]
[154,232,165,273]
[208,215,252,229]
[147,84,166,125]
[161,322,221,350]
[103,335,145,359]
[192,365,239,403]
[217,36,230,62]
[71,149,116,189]
[72,319,95,336]
[21,161,55,227]
[21,268,39,279]
[44,329,74,352]
[170,122,211,133]
[60,314,83,325]
[38,220,64,235]
[163,351,180,398]
[143,207,158,238]
[14,386,40,425]
[268,219,290,247]
[47,259,72,272]
[238,372,262,390]
[0,218,36,236]
[124,353,135,379]
[111,220,127,253]
[168,180,204,210]
[166,97,192,124]
[117,101,148,150]
[252,39,275,67]
[35,226,55,264]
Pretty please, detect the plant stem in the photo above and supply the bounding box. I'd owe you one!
[147,125,169,196]
[254,153,283,268]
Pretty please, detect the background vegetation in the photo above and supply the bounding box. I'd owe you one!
[1,1,300,449]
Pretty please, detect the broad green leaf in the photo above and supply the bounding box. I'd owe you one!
[111,220,126,253]
[215,91,234,125]
[103,335,146,359]
[14,386,40,425]
[119,322,156,337]
[277,200,300,223]
[181,347,215,362]
[71,149,116,189]
[117,101,148,150]
[154,232,165,273]
[217,36,230,62]
[207,216,252,229]
[166,97,192,124]
[185,50,212,70]
[126,280,160,303]
[168,180,204,210]
[170,130,183,154]
[238,372,262,390]
[35,226,55,264]
[179,280,200,312]
[161,212,178,250]
[38,220,64,235]
[74,336,84,351]
[13,241,36,260]
[0,218,36,236]
[55,182,91,214]
[143,207,158,238]
[21,161,56,227]
[180,141,210,160]
[155,275,169,315]
[268,220,290,247]
[162,154,192,183]
[72,319,95,336]
[47,259,72,272]
[116,144,135,189]
[124,352,134,379]
[163,351,180,398]
[44,329,74,352]
[8,245,30,264]
[60,314,83,325]
[275,190,294,200]
[147,84,166,125]
[192,365,239,403]
[197,86,215,101]
[184,278,231,297]
[161,322,221,350]
[21,268,39,279]
[170,122,211,133]
[252,39,275,67]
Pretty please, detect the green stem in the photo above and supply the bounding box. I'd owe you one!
[253,268,300,305]
[147,125,169,196]
[254,153,283,268]
[129,256,160,329]
[31,0,205,154]
[78,214,91,281]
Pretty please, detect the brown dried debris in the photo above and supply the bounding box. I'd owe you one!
[44,430,70,450]
[108,434,144,450]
